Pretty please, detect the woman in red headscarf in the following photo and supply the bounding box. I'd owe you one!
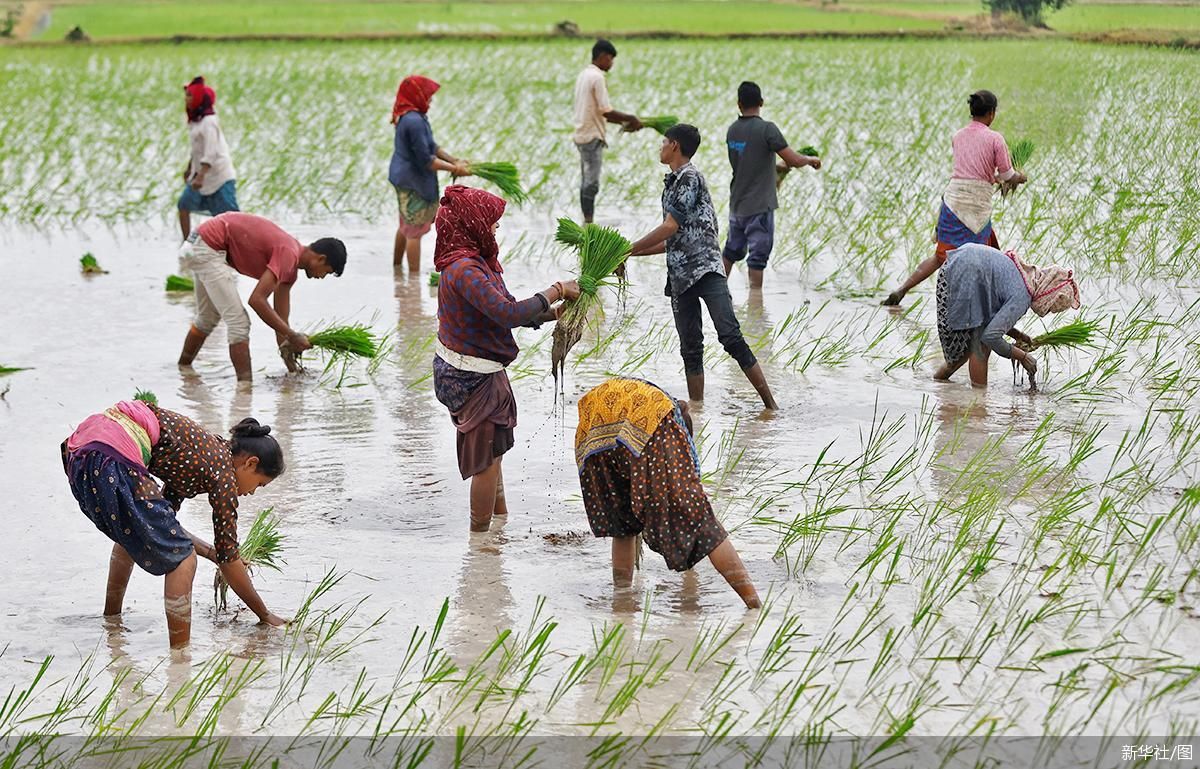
[178,76,239,241]
[389,75,470,272]
[432,186,581,532]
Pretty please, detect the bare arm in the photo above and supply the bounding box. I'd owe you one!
[248,271,308,352]
[603,109,642,131]
[218,559,287,626]
[777,147,821,170]
[628,214,679,257]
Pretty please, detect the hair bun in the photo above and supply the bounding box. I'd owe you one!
[231,417,272,438]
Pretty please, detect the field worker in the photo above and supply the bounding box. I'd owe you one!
[178,76,239,241]
[432,186,580,532]
[573,38,643,223]
[177,212,347,381]
[389,74,470,272]
[722,81,821,290]
[628,124,778,410]
[575,378,761,608]
[883,90,1028,306]
[934,243,1079,388]
[62,402,288,647]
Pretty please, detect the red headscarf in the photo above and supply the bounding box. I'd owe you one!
[184,76,216,123]
[391,75,440,124]
[433,186,507,274]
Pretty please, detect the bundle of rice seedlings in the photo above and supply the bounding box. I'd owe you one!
[640,115,679,135]
[214,507,284,611]
[428,271,440,287]
[165,274,194,292]
[80,252,106,274]
[306,325,381,360]
[1022,319,1099,351]
[1009,138,1036,169]
[466,162,528,204]
[555,217,586,249]
[133,388,158,405]
[551,223,631,383]
[798,145,820,157]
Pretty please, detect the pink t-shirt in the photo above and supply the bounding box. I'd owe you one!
[950,121,1014,184]
[198,212,302,285]
[67,400,161,468]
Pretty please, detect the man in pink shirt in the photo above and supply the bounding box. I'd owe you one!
[883,90,1027,306]
[177,212,347,381]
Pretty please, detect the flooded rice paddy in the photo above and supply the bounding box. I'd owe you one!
[1,37,1199,767]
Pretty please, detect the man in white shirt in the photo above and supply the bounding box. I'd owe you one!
[573,39,643,223]
[178,77,239,241]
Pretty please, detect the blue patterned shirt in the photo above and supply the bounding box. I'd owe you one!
[661,162,724,297]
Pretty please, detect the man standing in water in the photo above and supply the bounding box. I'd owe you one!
[628,124,778,410]
[723,81,821,290]
[573,39,644,223]
[177,212,347,381]
[177,76,239,241]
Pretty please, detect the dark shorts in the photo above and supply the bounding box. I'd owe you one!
[64,445,194,576]
[178,179,239,215]
[722,210,775,271]
[580,417,727,572]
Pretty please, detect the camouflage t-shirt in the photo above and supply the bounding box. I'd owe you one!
[660,162,724,297]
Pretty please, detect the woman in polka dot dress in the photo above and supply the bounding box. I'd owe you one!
[62,400,288,647]
[575,378,760,608]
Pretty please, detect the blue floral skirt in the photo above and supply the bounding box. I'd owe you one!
[63,445,194,576]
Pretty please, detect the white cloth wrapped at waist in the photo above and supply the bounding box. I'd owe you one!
[435,339,505,374]
[943,178,995,235]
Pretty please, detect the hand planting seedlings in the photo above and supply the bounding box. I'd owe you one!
[1013,318,1098,352]
[165,274,194,292]
[214,507,284,611]
[79,252,106,274]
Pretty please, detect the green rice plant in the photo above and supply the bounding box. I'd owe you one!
[165,274,194,292]
[1021,319,1100,351]
[428,271,440,287]
[465,162,528,204]
[639,115,679,135]
[550,222,631,383]
[214,507,284,611]
[1010,138,1036,169]
[132,388,157,405]
[79,252,106,274]
[0,365,29,376]
[307,324,381,359]
[555,217,586,249]
[798,145,820,157]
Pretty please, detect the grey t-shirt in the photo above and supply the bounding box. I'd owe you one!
[726,115,789,217]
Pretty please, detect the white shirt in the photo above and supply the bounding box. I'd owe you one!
[573,64,613,145]
[187,114,236,195]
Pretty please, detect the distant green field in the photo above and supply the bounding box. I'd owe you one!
[1048,3,1200,33]
[32,0,947,40]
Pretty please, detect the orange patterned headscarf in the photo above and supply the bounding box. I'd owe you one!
[575,379,678,473]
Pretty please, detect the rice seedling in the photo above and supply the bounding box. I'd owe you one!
[79,252,106,274]
[0,365,29,376]
[214,507,285,611]
[1019,318,1101,351]
[164,274,194,292]
[639,115,679,135]
[132,388,157,405]
[464,162,528,204]
[427,271,439,287]
[1010,138,1036,169]
[550,221,631,384]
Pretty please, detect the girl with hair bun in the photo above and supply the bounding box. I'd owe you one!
[883,89,1028,307]
[61,402,288,647]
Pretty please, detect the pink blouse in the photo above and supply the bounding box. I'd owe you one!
[950,121,1015,184]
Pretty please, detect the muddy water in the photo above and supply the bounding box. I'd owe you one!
[0,210,1196,741]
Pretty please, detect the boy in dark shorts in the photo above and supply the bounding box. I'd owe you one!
[628,123,778,409]
[723,81,821,289]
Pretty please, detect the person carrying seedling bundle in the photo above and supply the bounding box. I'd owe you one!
[61,401,288,647]
[389,75,470,272]
[934,243,1080,388]
[575,378,760,608]
[177,212,347,381]
[573,39,643,223]
[177,76,239,242]
[628,124,778,410]
[723,81,821,290]
[883,90,1028,307]
[432,185,581,532]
